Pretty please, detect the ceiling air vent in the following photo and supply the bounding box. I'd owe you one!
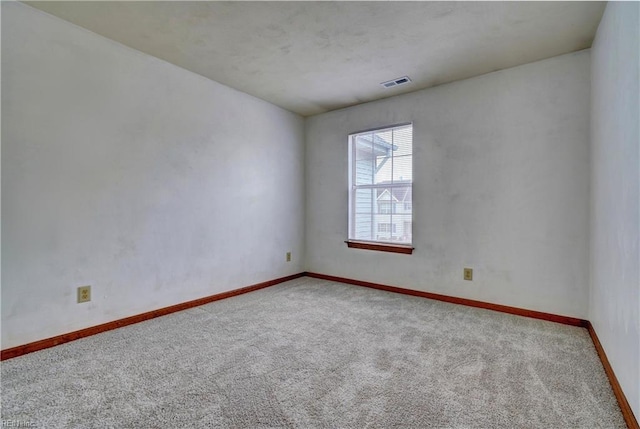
[381,76,411,89]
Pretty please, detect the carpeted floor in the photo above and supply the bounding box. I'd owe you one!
[1,277,626,428]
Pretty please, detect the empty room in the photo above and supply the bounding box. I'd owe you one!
[2,1,638,428]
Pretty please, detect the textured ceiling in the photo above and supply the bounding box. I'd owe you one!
[26,1,606,116]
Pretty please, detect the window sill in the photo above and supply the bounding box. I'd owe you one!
[345,240,414,254]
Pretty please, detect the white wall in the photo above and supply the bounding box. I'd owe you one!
[306,51,591,319]
[590,1,640,418]
[1,2,305,349]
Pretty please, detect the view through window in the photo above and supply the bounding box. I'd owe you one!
[348,124,413,245]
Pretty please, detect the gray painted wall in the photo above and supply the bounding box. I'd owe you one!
[1,3,305,349]
[590,1,640,418]
[306,51,591,319]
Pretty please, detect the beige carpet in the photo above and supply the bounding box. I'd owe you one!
[1,277,626,428]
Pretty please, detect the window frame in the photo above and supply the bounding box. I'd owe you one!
[346,123,414,255]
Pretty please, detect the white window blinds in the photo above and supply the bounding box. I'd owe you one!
[348,124,413,245]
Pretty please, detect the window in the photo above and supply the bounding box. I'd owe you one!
[377,223,396,233]
[347,123,413,253]
[378,202,397,214]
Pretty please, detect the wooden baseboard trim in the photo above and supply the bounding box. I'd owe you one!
[304,272,586,327]
[305,271,638,428]
[585,321,639,429]
[1,272,305,361]
[4,270,636,428]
